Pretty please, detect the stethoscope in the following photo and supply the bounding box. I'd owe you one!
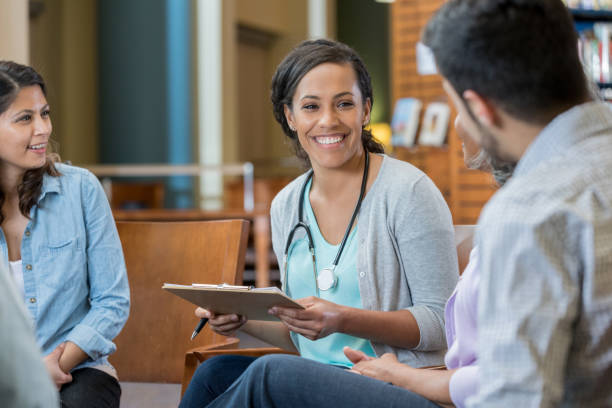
[282,152,369,297]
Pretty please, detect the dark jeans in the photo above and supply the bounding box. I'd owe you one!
[206,354,442,408]
[60,367,121,408]
[179,355,257,408]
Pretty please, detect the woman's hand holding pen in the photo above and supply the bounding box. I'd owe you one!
[269,296,345,341]
[195,307,247,337]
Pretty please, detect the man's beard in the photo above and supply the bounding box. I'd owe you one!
[465,148,491,172]
[472,126,517,186]
[479,126,517,168]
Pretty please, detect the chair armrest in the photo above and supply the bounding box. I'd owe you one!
[192,347,297,362]
[184,336,241,355]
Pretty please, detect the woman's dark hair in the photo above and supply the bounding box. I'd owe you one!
[0,61,60,224]
[270,39,384,165]
[423,0,591,125]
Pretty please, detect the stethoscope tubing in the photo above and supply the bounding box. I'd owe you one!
[282,152,370,295]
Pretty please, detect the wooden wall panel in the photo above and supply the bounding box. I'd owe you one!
[390,0,497,223]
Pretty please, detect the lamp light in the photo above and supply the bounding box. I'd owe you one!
[368,122,393,152]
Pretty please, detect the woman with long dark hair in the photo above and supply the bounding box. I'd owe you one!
[0,61,129,408]
[180,39,458,407]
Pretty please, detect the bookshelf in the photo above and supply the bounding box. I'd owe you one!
[570,8,612,21]
[568,3,612,95]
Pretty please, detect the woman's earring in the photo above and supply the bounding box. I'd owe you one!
[289,125,296,131]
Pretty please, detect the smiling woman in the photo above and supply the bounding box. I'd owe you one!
[180,39,459,408]
[0,61,130,408]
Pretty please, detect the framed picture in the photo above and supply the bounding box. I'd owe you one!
[418,102,450,146]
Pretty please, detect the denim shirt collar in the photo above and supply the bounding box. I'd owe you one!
[515,101,612,177]
[39,172,62,203]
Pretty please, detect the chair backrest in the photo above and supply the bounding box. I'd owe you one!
[111,181,165,209]
[454,225,476,275]
[110,220,249,383]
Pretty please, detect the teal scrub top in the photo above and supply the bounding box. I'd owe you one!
[285,178,376,367]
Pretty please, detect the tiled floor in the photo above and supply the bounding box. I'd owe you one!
[120,382,181,408]
[119,331,272,407]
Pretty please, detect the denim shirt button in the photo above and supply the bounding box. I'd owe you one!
[29,297,36,303]
[25,264,32,270]
[24,230,31,237]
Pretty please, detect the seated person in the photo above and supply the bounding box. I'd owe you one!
[0,61,130,408]
[180,39,459,407]
[200,113,514,408]
[427,0,612,405]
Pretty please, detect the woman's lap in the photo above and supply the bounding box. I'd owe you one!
[60,367,121,408]
[207,354,441,408]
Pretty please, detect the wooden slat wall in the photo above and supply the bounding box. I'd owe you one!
[390,0,496,224]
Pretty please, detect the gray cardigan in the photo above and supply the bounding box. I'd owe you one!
[271,155,458,367]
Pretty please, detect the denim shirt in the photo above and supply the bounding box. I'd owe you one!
[0,163,130,371]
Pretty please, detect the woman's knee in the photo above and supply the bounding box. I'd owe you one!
[248,354,303,377]
[191,354,257,390]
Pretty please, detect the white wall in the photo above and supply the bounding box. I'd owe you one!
[0,0,29,64]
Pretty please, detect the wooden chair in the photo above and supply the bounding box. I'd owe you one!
[180,225,477,394]
[110,220,249,384]
[110,181,165,209]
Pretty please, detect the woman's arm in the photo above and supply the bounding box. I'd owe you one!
[389,175,458,351]
[348,350,456,406]
[64,171,130,362]
[58,341,88,373]
[271,299,420,348]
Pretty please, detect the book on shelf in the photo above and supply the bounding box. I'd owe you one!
[563,0,612,10]
[391,98,422,148]
[578,22,612,84]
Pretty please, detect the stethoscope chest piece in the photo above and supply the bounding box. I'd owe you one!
[317,266,337,291]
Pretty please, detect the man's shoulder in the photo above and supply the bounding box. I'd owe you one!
[480,149,612,236]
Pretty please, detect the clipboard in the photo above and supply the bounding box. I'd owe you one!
[162,283,304,321]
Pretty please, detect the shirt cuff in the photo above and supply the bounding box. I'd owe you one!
[65,323,116,362]
[449,365,478,408]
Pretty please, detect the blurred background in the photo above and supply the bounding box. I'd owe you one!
[2,0,395,208]
[4,0,609,292]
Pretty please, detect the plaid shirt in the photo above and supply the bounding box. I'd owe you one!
[470,102,612,407]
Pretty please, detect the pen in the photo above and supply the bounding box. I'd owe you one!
[191,318,209,340]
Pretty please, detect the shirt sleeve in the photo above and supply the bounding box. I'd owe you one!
[468,214,580,407]
[65,171,130,361]
[393,176,459,351]
[450,365,479,408]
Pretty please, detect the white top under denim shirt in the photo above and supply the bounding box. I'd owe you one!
[0,163,130,374]
[271,155,458,368]
[472,102,612,407]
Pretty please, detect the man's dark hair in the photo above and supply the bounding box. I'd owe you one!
[270,39,384,166]
[423,0,591,124]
